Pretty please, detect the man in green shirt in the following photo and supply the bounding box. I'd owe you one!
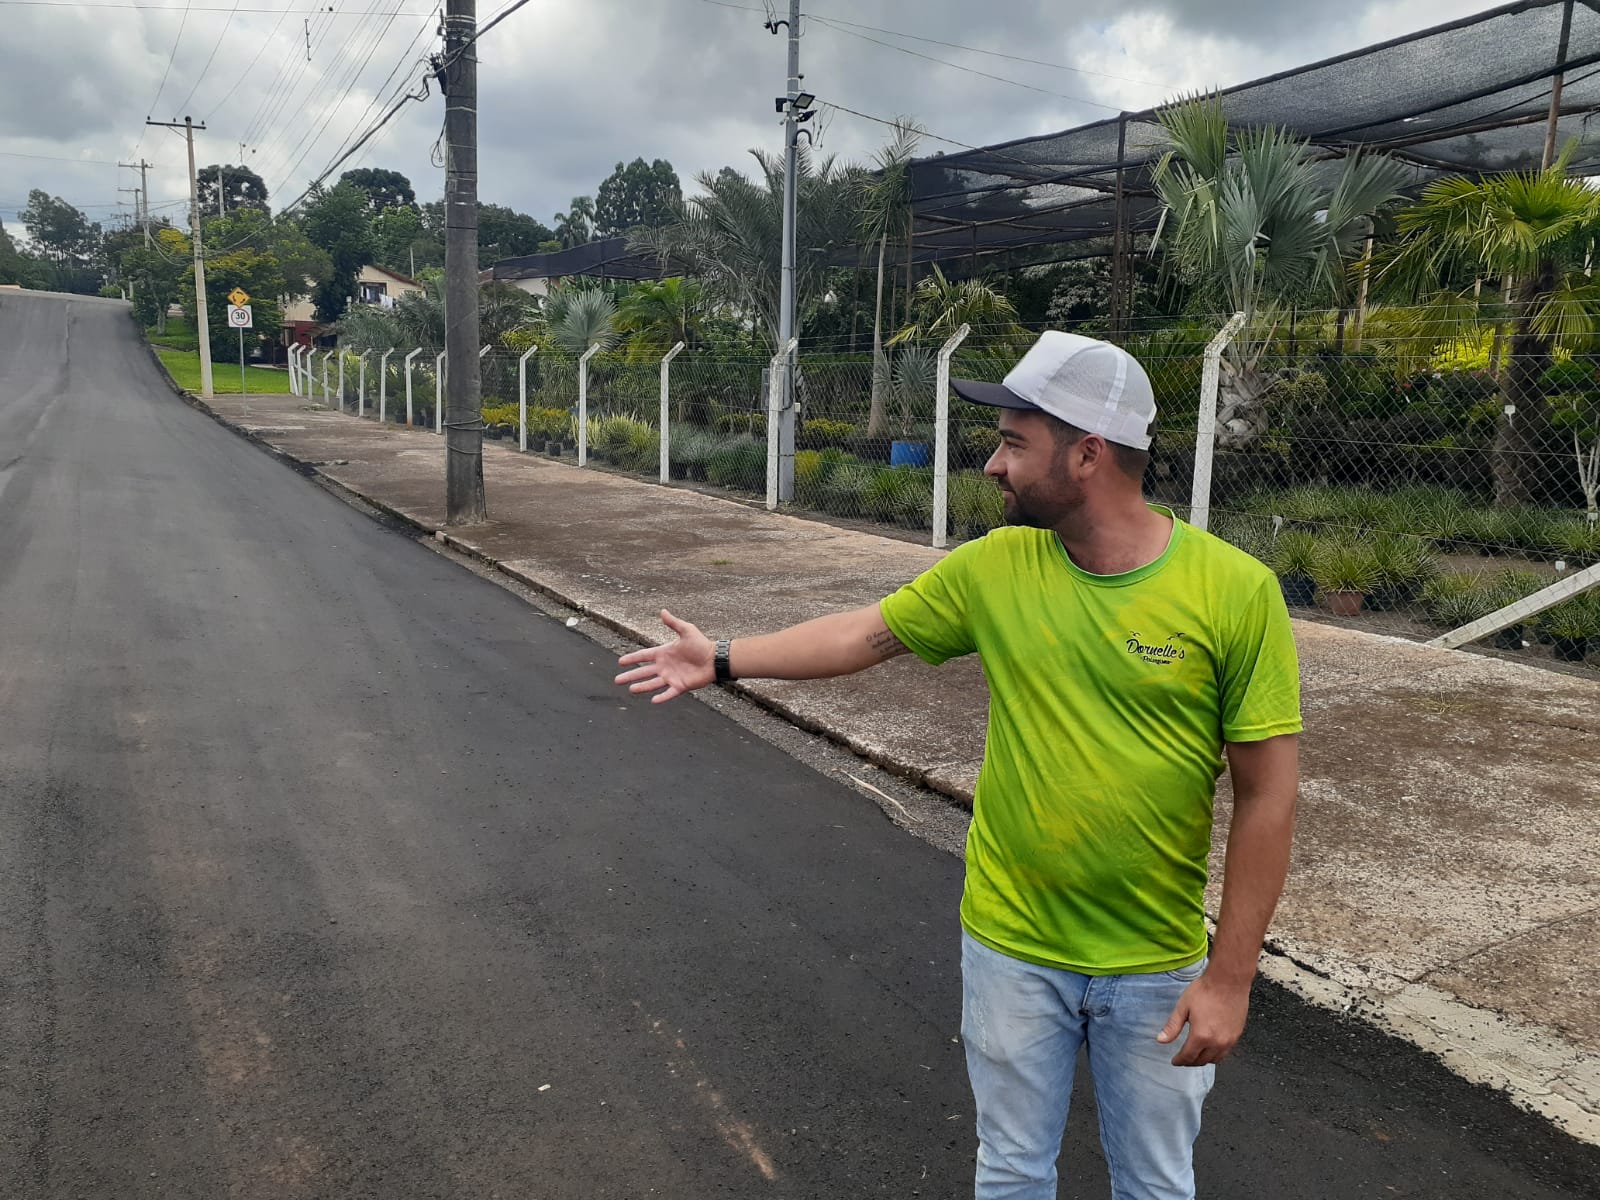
[615,331,1302,1199]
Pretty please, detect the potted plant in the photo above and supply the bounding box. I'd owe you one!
[1486,569,1543,650]
[1268,530,1320,607]
[1540,594,1599,663]
[1311,538,1379,616]
[1368,534,1438,612]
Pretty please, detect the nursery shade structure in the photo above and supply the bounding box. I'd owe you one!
[906,0,1600,302]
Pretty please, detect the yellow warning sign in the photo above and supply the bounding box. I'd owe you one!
[227,287,250,307]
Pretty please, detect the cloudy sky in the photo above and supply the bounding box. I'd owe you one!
[0,0,1506,237]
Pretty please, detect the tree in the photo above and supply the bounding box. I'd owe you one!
[335,272,536,355]
[121,228,188,330]
[544,283,619,355]
[890,266,1029,349]
[339,167,415,214]
[197,164,269,215]
[478,203,554,260]
[616,276,709,362]
[1150,95,1408,448]
[630,148,861,350]
[300,182,374,322]
[198,245,286,352]
[553,196,596,248]
[856,119,922,437]
[20,190,103,292]
[1377,158,1600,506]
[0,218,44,288]
[595,158,681,237]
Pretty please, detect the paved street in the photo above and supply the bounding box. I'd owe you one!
[0,289,1595,1198]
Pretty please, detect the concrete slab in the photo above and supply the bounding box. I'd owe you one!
[194,389,1600,1131]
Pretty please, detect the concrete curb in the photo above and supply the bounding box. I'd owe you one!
[158,354,1600,1147]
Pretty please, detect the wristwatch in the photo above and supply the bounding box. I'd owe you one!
[714,639,736,682]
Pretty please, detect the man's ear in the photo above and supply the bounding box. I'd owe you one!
[1074,433,1112,475]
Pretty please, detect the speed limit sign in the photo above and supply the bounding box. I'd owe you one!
[227,304,253,329]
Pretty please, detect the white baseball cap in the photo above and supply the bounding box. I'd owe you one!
[950,331,1157,450]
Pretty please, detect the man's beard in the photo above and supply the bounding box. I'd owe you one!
[1003,479,1082,529]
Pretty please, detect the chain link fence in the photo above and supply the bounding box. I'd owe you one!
[322,312,1600,674]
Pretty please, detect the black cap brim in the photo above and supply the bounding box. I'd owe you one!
[950,378,1037,409]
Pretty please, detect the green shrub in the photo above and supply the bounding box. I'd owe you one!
[706,436,766,490]
[863,467,932,527]
[794,449,826,492]
[949,472,1004,537]
[1370,533,1439,590]
[668,426,720,469]
[1209,514,1275,562]
[799,418,856,449]
[1544,518,1600,564]
[481,403,519,429]
[1311,538,1380,594]
[1422,573,1496,628]
[1540,592,1600,641]
[1488,568,1546,608]
[958,424,1001,467]
[526,406,572,442]
[1266,530,1319,579]
[819,462,878,517]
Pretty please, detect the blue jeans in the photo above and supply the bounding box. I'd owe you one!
[961,931,1215,1200]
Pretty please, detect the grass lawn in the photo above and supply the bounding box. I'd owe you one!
[156,347,295,396]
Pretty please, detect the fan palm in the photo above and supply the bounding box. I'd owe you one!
[616,276,709,362]
[1376,157,1600,506]
[545,284,619,355]
[1151,95,1410,448]
[857,118,923,437]
[629,148,862,352]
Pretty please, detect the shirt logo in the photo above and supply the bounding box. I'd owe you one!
[1125,631,1187,665]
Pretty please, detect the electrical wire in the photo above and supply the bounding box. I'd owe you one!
[320,11,435,171]
[201,3,295,121]
[174,0,243,116]
[0,1,416,10]
[145,0,195,120]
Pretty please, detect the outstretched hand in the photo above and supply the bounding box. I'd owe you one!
[614,610,716,704]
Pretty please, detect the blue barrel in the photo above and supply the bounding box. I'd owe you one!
[890,440,931,468]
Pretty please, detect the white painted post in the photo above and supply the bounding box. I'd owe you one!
[336,351,346,412]
[660,341,685,484]
[766,338,797,510]
[932,323,972,549]
[578,343,601,467]
[357,351,369,417]
[404,347,423,427]
[435,351,446,435]
[518,344,538,452]
[1428,562,1600,650]
[287,344,301,395]
[476,344,491,440]
[321,350,333,405]
[379,349,394,422]
[1190,311,1247,532]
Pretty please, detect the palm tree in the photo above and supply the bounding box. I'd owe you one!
[544,283,619,356]
[857,119,923,438]
[1377,159,1600,506]
[629,148,861,352]
[1151,95,1410,448]
[889,265,1030,349]
[616,276,709,362]
[554,196,596,249]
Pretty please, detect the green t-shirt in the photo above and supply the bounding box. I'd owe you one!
[879,510,1302,975]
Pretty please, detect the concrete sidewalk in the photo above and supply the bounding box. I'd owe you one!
[193,388,1600,1142]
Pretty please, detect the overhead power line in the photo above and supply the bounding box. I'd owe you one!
[145,0,194,120]
[0,1,417,10]
[174,0,243,116]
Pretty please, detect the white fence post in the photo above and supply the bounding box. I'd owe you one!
[434,351,446,435]
[518,344,538,451]
[933,323,972,549]
[766,338,798,510]
[357,350,369,416]
[660,341,685,484]
[379,349,394,422]
[475,345,491,438]
[336,350,346,412]
[404,348,422,426]
[321,350,333,405]
[287,344,300,395]
[578,343,601,467]
[1190,311,1247,532]
[1429,562,1600,650]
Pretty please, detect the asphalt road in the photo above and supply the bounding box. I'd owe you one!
[0,289,1595,1200]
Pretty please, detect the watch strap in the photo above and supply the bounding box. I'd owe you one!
[714,639,735,682]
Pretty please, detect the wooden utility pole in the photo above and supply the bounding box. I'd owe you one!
[148,117,213,398]
[119,158,153,246]
[442,0,485,523]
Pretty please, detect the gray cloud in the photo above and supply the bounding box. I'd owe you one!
[0,0,1510,233]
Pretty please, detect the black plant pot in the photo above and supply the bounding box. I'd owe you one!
[1280,575,1316,607]
[1552,635,1591,663]
[669,463,690,480]
[1368,581,1421,612]
[1490,625,1525,651]
[545,441,562,457]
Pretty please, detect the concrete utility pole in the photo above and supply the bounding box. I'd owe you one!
[442,0,485,523]
[771,0,804,502]
[119,158,153,246]
[148,117,213,398]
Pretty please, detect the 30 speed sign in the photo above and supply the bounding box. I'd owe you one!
[227,304,253,329]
